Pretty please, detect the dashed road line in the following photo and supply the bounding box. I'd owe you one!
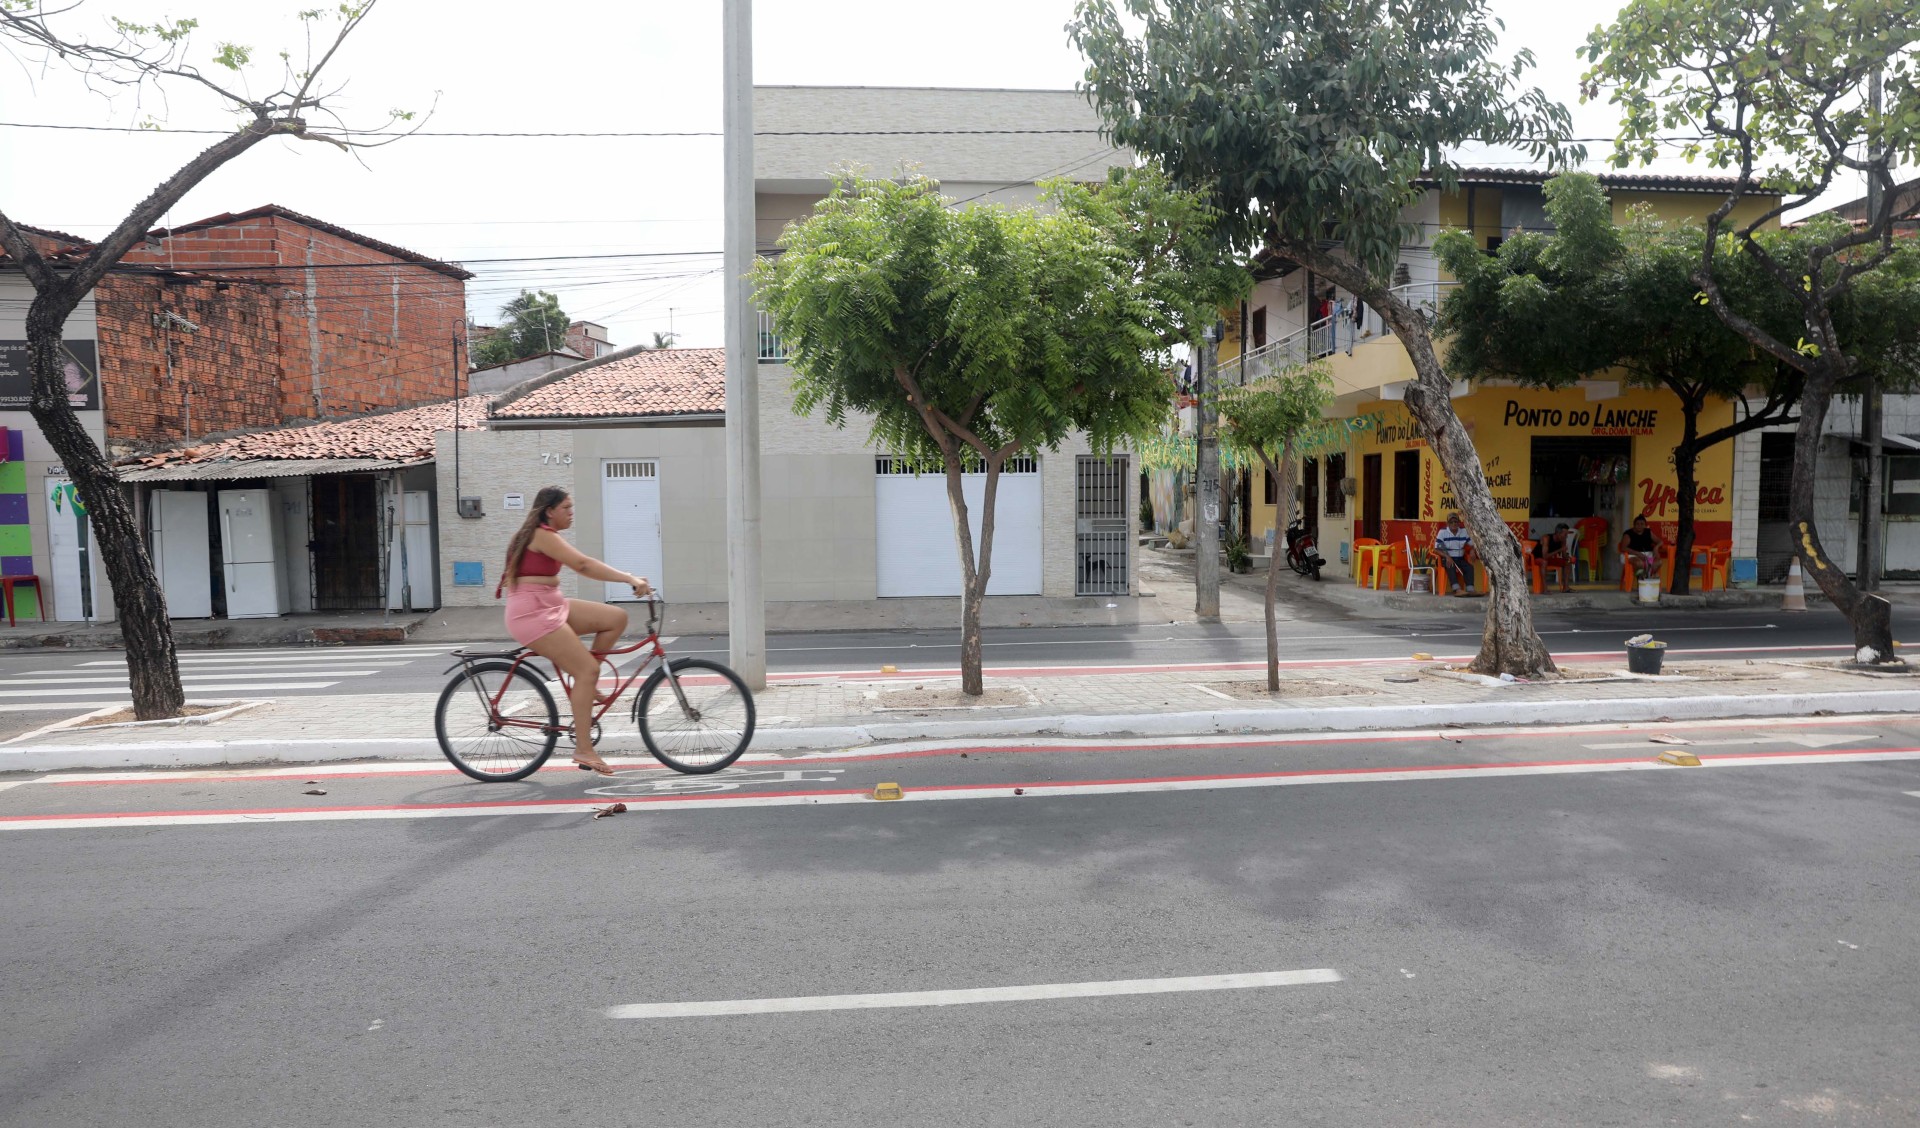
[604,969,1344,1019]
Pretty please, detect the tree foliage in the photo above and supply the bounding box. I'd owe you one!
[1585,0,1920,660]
[472,290,570,367]
[753,170,1246,692]
[1071,0,1582,678]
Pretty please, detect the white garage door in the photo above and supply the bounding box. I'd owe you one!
[602,459,662,602]
[876,456,1041,597]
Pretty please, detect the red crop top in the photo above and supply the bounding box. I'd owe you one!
[518,525,563,577]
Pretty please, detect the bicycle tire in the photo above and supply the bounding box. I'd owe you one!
[634,657,755,774]
[435,660,560,782]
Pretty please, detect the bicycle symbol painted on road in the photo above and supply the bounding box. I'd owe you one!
[586,768,847,798]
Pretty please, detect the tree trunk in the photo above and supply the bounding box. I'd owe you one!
[27,305,183,718]
[1262,444,1295,692]
[944,451,1003,697]
[1791,367,1898,664]
[1281,243,1554,677]
[1670,399,1702,596]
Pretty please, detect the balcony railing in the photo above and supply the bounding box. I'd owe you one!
[758,307,786,362]
[1215,280,1456,387]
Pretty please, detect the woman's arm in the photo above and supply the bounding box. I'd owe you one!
[530,529,652,593]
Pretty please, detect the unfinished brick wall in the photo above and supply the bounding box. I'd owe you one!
[96,274,284,451]
[108,209,469,448]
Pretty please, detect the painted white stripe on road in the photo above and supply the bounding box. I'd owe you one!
[74,648,449,666]
[9,748,1919,831]
[4,671,384,685]
[605,969,1344,1019]
[0,682,334,698]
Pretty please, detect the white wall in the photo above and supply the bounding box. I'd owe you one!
[433,428,578,607]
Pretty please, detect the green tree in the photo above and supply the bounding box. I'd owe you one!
[1072,0,1583,679]
[753,171,1245,695]
[472,290,570,367]
[1434,173,1806,593]
[0,0,415,719]
[1584,0,1920,662]
[648,330,677,350]
[1216,365,1334,689]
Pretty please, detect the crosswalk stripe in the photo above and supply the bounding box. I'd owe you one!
[0,682,336,697]
[3,671,384,685]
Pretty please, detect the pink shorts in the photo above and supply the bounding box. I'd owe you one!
[504,584,570,646]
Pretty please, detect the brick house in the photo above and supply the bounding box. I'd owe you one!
[3,208,474,622]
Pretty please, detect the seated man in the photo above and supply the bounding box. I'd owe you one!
[1618,514,1665,582]
[1430,512,1475,596]
[1532,523,1576,593]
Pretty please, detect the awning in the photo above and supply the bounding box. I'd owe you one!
[1845,430,1920,454]
[117,457,421,482]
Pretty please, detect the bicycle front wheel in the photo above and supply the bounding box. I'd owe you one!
[435,660,559,782]
[634,657,755,774]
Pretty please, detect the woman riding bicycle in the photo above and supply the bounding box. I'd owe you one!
[499,485,650,776]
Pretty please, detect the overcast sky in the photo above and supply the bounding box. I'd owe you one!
[0,1,1868,352]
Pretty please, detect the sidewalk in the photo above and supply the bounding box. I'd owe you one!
[6,649,1916,772]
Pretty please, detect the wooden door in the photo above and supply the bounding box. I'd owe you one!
[1361,453,1383,540]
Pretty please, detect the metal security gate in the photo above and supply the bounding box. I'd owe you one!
[310,474,384,611]
[1076,455,1129,595]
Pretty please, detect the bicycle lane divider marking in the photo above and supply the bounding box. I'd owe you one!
[28,713,1920,785]
[603,969,1345,1020]
[8,747,1919,831]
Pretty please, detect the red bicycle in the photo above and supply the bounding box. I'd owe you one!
[433,599,755,782]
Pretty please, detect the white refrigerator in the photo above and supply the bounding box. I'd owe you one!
[150,489,213,619]
[218,488,288,619]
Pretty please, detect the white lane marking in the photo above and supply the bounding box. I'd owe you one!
[4,671,384,685]
[10,749,1919,831]
[605,968,1344,1019]
[1187,683,1236,701]
[1904,791,1920,799]
[0,781,26,793]
[1582,733,1874,751]
[0,682,335,698]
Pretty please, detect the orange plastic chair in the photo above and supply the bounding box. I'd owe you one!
[1619,543,1677,590]
[1521,540,1547,594]
[1690,539,1733,590]
[1351,537,1384,587]
[1377,541,1410,591]
[1575,517,1609,581]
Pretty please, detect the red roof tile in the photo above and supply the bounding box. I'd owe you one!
[122,394,492,469]
[490,347,725,420]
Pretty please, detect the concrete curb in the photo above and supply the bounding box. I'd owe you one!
[7,688,1920,773]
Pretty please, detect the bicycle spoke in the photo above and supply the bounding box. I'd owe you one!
[436,663,558,782]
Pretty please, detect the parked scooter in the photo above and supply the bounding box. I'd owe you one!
[1285,518,1324,580]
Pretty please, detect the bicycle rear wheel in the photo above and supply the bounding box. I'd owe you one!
[634,657,755,774]
[435,660,559,782]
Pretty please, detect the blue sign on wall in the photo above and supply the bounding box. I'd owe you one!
[452,561,484,586]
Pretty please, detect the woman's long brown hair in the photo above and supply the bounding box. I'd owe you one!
[500,485,570,589]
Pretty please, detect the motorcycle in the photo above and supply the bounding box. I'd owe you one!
[1284,519,1324,580]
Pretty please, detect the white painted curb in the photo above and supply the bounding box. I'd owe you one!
[5,688,1920,773]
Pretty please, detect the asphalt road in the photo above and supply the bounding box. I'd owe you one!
[3,715,1917,1125]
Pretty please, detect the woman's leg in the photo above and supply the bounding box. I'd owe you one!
[567,598,629,655]
[525,625,610,771]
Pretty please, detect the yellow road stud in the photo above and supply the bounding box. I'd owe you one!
[1411,652,1434,661]
[871,782,904,801]
[880,664,899,674]
[1656,750,1702,767]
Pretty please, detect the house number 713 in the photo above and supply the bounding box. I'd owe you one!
[541,453,572,465]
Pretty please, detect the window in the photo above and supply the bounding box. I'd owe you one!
[1252,307,1268,348]
[1325,453,1347,516]
[1392,450,1420,520]
[1263,464,1277,505]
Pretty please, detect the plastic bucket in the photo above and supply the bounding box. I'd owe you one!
[1637,578,1661,604]
[1625,641,1667,675]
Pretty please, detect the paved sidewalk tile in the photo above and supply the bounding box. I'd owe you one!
[10,657,1911,751]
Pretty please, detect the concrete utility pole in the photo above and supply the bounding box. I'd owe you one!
[723,0,765,689]
[1195,327,1221,622]
[1860,67,1886,592]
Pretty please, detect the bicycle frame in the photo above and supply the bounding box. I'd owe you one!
[449,599,688,737]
